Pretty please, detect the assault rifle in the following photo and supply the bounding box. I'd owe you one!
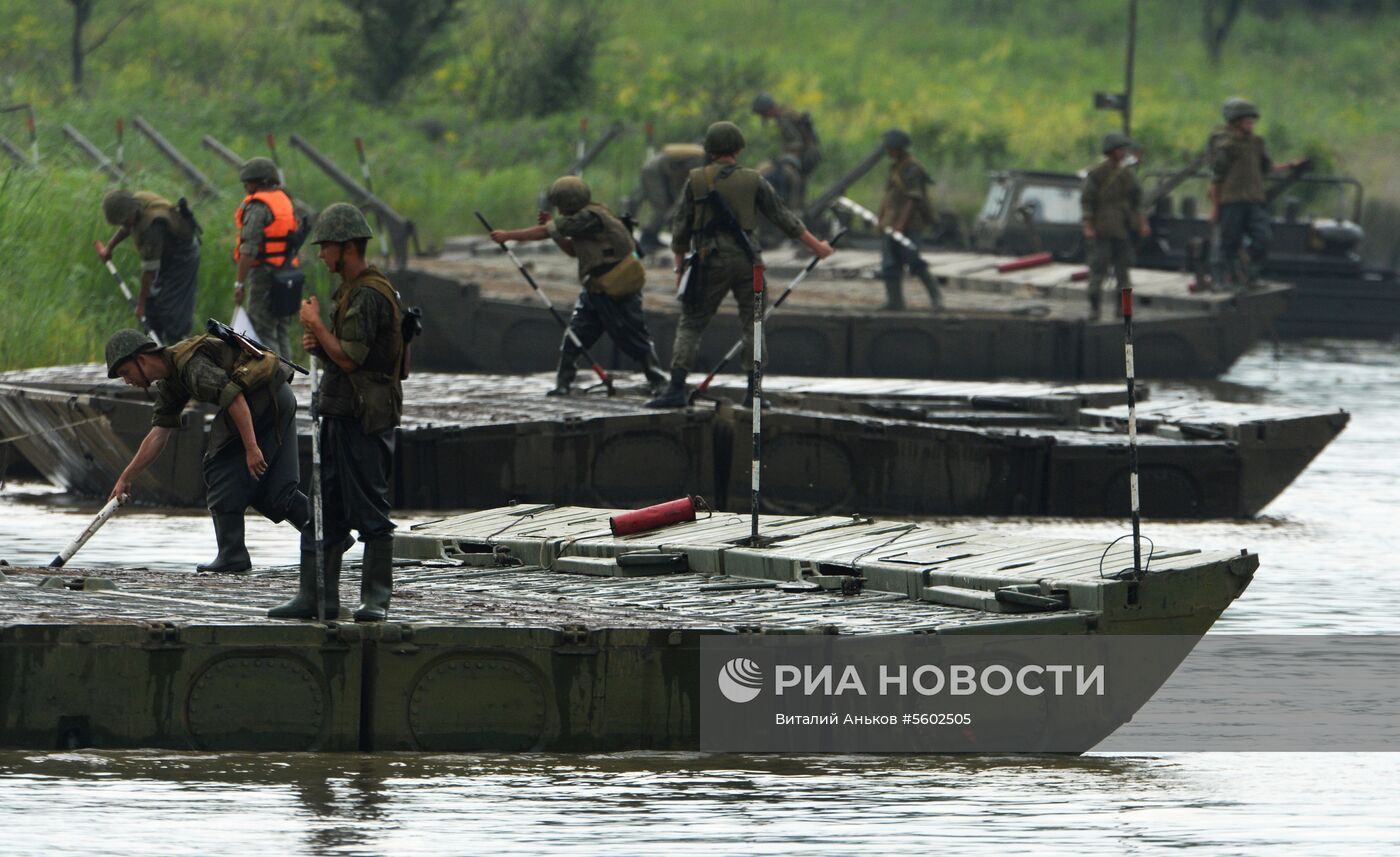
[205,318,309,375]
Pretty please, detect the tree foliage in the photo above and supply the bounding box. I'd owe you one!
[321,0,462,104]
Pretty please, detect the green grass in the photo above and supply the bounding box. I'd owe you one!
[3,0,1399,368]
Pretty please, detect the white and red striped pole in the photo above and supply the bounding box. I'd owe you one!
[750,261,767,545]
[1122,284,1143,575]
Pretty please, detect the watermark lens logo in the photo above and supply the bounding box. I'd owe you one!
[718,657,764,703]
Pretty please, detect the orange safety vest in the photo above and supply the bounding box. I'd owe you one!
[234,189,299,268]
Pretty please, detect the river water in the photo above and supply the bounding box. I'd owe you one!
[1,338,1398,855]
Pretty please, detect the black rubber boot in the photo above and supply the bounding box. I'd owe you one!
[354,539,394,623]
[646,368,689,408]
[547,358,577,396]
[196,512,252,574]
[881,273,905,311]
[266,545,342,620]
[917,270,945,311]
[642,347,669,396]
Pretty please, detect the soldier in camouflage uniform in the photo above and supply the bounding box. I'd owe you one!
[491,176,668,396]
[98,189,202,344]
[1208,98,1304,291]
[751,92,821,213]
[104,328,309,575]
[234,157,302,357]
[270,203,407,622]
[1080,132,1150,319]
[877,128,943,311]
[647,121,834,409]
[637,143,707,252]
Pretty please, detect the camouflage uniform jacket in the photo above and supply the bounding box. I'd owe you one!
[546,203,635,284]
[150,338,281,456]
[671,163,806,262]
[1081,159,1143,240]
[878,154,934,234]
[238,199,276,289]
[131,191,197,274]
[1212,129,1271,205]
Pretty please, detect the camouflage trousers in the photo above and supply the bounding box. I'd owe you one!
[1212,202,1271,291]
[204,381,302,521]
[671,254,757,372]
[319,415,396,547]
[1087,237,1134,317]
[246,268,294,359]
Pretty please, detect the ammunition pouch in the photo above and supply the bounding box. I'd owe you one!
[231,349,288,394]
[591,255,646,299]
[349,372,402,435]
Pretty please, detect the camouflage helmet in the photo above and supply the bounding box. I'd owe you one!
[1222,97,1260,123]
[1102,132,1133,154]
[547,176,591,214]
[307,202,373,244]
[238,156,280,184]
[751,92,777,114]
[105,329,159,378]
[101,189,140,226]
[704,121,746,156]
[883,128,912,151]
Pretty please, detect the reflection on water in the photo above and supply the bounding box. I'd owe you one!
[1,750,1398,856]
[3,340,1400,853]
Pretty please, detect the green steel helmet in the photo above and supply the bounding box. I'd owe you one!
[751,92,777,114]
[1102,132,1133,154]
[547,176,591,214]
[307,202,373,244]
[883,128,912,151]
[238,156,280,184]
[105,329,159,378]
[1222,97,1260,123]
[704,121,746,156]
[101,189,140,226]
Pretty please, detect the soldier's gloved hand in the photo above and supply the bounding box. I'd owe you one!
[246,446,268,481]
[109,477,132,503]
[233,281,245,307]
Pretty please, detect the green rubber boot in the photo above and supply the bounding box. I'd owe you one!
[353,539,394,623]
[196,512,252,574]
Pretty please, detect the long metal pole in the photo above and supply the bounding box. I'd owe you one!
[114,117,124,171]
[266,133,286,186]
[576,117,588,178]
[691,228,847,400]
[750,261,766,545]
[310,356,326,622]
[1124,0,1137,138]
[354,136,392,263]
[1122,284,1143,575]
[48,497,124,567]
[132,115,221,199]
[94,240,160,345]
[26,107,37,166]
[475,211,616,395]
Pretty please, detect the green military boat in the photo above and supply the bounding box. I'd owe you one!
[0,504,1255,753]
